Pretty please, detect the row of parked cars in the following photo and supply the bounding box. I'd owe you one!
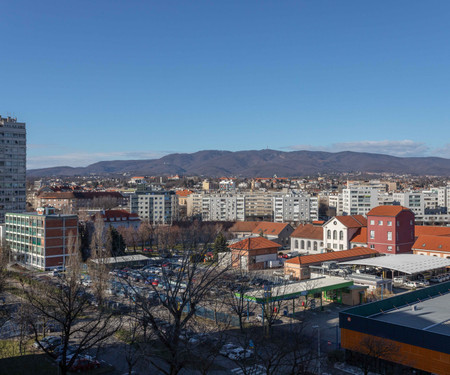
[430,273,450,283]
[33,336,101,371]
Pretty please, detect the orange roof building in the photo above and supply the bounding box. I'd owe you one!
[229,237,280,271]
[284,247,379,280]
[412,235,450,258]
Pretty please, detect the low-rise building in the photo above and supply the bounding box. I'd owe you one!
[229,237,280,271]
[412,235,450,259]
[323,215,367,251]
[5,207,78,270]
[290,224,324,254]
[366,205,414,254]
[251,222,293,247]
[284,247,378,280]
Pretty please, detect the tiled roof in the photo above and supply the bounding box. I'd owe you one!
[350,228,367,243]
[229,237,281,250]
[229,221,261,233]
[285,247,378,265]
[252,222,291,236]
[412,235,450,253]
[175,190,193,197]
[367,205,410,217]
[334,215,367,228]
[291,224,323,240]
[415,226,450,237]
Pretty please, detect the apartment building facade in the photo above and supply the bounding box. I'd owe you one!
[130,190,178,224]
[342,187,379,216]
[273,192,311,223]
[0,116,26,223]
[5,207,78,270]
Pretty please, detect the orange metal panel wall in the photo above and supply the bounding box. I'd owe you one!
[341,328,450,375]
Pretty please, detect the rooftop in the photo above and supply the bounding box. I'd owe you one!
[339,254,450,274]
[252,222,292,236]
[330,215,367,228]
[291,224,323,240]
[367,205,411,217]
[228,236,281,251]
[371,291,450,336]
[285,247,378,266]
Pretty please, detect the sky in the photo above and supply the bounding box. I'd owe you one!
[1,1,449,169]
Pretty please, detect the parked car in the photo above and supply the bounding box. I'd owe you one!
[68,356,100,371]
[220,343,239,356]
[405,281,419,288]
[228,347,254,360]
[33,336,61,350]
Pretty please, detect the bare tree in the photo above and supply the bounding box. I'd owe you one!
[21,242,121,375]
[120,222,237,375]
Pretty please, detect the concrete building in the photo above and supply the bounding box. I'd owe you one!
[0,115,26,224]
[90,209,141,230]
[5,207,78,270]
[37,191,125,214]
[130,190,178,224]
[342,187,379,216]
[273,192,311,223]
[392,192,424,216]
[366,205,415,254]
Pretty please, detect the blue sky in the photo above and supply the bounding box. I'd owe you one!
[1,1,449,169]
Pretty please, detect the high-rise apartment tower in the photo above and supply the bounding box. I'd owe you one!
[0,115,26,223]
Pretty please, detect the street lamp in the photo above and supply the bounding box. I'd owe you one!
[312,325,321,375]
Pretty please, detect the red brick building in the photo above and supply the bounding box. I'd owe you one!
[367,206,415,254]
[229,237,280,271]
[5,207,78,270]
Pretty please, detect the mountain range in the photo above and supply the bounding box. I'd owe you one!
[27,150,450,177]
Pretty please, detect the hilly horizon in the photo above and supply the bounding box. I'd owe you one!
[27,149,450,177]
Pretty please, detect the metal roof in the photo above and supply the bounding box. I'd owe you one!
[90,254,150,265]
[339,254,450,275]
[239,276,353,303]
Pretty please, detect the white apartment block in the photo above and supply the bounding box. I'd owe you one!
[309,196,319,221]
[202,194,245,221]
[328,194,343,216]
[392,192,425,216]
[342,187,379,216]
[130,191,178,224]
[273,192,311,223]
[0,116,26,224]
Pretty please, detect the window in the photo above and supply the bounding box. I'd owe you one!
[339,244,343,250]
[410,220,413,225]
[387,221,392,226]
[387,231,392,241]
[370,230,375,239]
[378,220,383,225]
[301,240,305,249]
[333,230,337,240]
[370,244,375,249]
[313,242,318,251]
[370,220,375,225]
[339,231,344,240]
[307,241,311,250]
[397,221,400,227]
[387,246,392,251]
[295,240,298,249]
[327,230,331,239]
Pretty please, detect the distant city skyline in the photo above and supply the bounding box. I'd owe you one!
[1,1,449,169]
